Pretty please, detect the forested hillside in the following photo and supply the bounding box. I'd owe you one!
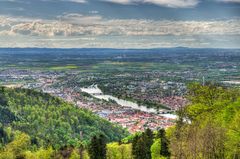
[0,83,239,159]
[0,87,128,149]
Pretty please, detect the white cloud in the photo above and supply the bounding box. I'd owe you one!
[144,0,198,8]
[0,0,16,1]
[57,13,102,24]
[102,0,240,7]
[103,0,199,8]
[89,10,99,14]
[40,0,87,3]
[217,0,240,3]
[62,0,86,3]
[103,0,133,5]
[0,15,239,48]
[0,15,239,37]
[1,34,239,48]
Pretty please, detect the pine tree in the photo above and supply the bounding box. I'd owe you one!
[0,125,8,146]
[158,129,170,157]
[132,134,140,159]
[89,136,98,159]
[98,134,107,159]
[144,128,153,159]
[89,135,106,159]
[132,129,153,159]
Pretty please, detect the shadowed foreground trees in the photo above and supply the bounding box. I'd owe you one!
[132,128,153,159]
[89,134,107,159]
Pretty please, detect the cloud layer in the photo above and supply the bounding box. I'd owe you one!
[0,14,239,48]
[103,0,199,8]
[218,0,240,3]
[1,14,239,37]
[102,0,240,7]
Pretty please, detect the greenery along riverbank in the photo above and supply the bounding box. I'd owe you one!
[0,87,128,149]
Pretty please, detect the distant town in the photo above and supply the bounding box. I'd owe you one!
[0,48,239,133]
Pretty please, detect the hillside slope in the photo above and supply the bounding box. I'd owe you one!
[0,87,128,148]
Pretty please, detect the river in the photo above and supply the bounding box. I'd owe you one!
[80,85,177,119]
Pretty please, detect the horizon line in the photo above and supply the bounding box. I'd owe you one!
[0,47,240,50]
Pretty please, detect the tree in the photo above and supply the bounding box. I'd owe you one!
[168,83,240,159]
[0,132,31,159]
[157,129,170,157]
[144,128,154,159]
[132,134,140,159]
[107,142,132,159]
[98,134,107,159]
[89,135,107,159]
[0,125,8,147]
[151,139,161,159]
[25,147,54,159]
[132,129,153,159]
[225,102,240,158]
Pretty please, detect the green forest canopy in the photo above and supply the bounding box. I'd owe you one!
[0,87,128,149]
[168,83,240,159]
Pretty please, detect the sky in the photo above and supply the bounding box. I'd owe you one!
[0,0,239,48]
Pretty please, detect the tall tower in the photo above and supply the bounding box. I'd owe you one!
[202,76,205,86]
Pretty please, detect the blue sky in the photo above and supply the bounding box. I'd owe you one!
[0,0,239,48]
